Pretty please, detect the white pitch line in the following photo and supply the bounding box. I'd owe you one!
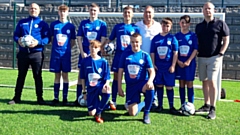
[0,84,237,103]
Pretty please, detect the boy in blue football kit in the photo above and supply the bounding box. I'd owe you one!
[75,3,107,105]
[49,5,76,105]
[118,33,155,124]
[175,15,198,110]
[150,18,179,114]
[80,40,111,123]
[108,6,140,110]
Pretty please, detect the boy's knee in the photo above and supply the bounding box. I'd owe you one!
[88,109,96,116]
[128,111,135,116]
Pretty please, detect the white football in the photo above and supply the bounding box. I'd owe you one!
[21,35,34,47]
[181,102,195,116]
[104,43,115,55]
[78,94,87,106]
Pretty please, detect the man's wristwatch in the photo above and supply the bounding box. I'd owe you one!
[219,53,224,56]
[82,91,87,94]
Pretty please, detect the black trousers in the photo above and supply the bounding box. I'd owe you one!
[13,51,44,101]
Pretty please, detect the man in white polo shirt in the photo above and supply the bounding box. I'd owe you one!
[136,5,162,54]
[136,5,162,110]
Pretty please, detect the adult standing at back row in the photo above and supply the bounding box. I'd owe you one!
[135,5,162,109]
[195,2,230,119]
[9,3,50,105]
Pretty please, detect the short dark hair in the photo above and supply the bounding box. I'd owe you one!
[180,15,191,23]
[123,6,133,11]
[161,17,173,25]
[90,3,99,8]
[58,4,69,11]
[131,33,142,41]
[90,40,101,48]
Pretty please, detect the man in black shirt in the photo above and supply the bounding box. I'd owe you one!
[195,2,230,119]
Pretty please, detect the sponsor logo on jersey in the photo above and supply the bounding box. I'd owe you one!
[54,28,60,30]
[23,23,29,25]
[118,29,124,32]
[126,58,132,60]
[86,66,92,69]
[178,40,182,42]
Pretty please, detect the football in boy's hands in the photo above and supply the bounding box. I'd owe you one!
[21,35,34,47]
[104,43,115,55]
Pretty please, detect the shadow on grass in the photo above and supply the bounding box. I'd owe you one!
[0,98,40,105]
[0,108,142,123]
[0,109,88,121]
[151,109,184,117]
[0,98,143,123]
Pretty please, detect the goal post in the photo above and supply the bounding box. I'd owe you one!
[68,12,225,100]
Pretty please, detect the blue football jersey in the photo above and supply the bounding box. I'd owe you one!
[119,50,153,85]
[77,19,107,54]
[175,31,198,61]
[80,56,110,92]
[50,20,76,58]
[109,23,140,51]
[150,33,179,71]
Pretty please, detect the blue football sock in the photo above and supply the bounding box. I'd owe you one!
[135,101,145,116]
[179,87,185,105]
[96,93,110,115]
[144,90,154,115]
[63,83,69,100]
[111,80,118,102]
[54,83,60,99]
[167,89,174,108]
[76,84,82,99]
[156,87,164,107]
[188,87,194,103]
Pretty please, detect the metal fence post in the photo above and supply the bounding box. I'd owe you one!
[13,2,16,69]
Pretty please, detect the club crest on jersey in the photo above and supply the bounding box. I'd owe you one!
[34,24,38,28]
[139,59,144,64]
[96,26,100,30]
[167,40,171,45]
[188,40,192,45]
[67,29,70,34]
[98,68,102,73]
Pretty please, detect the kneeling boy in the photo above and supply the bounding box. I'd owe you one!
[118,33,155,124]
[80,40,111,123]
